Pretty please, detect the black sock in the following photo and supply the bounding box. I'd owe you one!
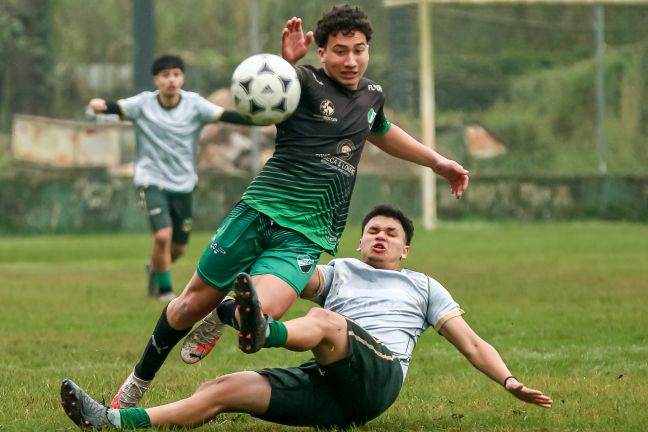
[134,306,191,381]
[216,298,239,330]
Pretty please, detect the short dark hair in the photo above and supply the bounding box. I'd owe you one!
[361,205,414,245]
[314,4,373,48]
[151,55,184,75]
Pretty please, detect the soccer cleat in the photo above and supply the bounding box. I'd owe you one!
[146,263,158,298]
[234,273,267,354]
[156,291,176,302]
[180,300,230,364]
[110,370,151,409]
[61,379,115,428]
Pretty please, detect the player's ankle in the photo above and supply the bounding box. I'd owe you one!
[264,318,287,348]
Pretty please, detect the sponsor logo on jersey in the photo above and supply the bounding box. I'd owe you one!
[297,255,314,273]
[367,108,377,128]
[367,84,383,92]
[311,71,324,86]
[336,139,355,161]
[209,241,227,255]
[149,207,162,216]
[321,155,356,176]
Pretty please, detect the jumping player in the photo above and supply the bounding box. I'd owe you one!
[109,5,469,409]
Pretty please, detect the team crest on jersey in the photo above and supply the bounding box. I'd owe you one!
[336,139,355,161]
[320,99,335,117]
[297,255,314,273]
[367,108,377,128]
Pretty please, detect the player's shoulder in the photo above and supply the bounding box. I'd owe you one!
[358,76,384,94]
[295,64,323,84]
[179,90,206,102]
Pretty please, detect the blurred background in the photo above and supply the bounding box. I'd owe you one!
[1,0,647,233]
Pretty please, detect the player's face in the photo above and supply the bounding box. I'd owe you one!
[318,31,369,90]
[153,68,184,99]
[358,215,409,271]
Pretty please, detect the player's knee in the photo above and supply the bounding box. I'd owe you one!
[306,307,344,331]
[152,227,172,245]
[168,295,207,324]
[171,244,186,261]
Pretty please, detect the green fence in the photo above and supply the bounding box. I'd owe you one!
[1,171,646,234]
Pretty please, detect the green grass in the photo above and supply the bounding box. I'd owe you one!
[1,222,647,431]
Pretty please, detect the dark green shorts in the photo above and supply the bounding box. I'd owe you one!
[256,318,403,429]
[197,201,324,293]
[139,186,193,245]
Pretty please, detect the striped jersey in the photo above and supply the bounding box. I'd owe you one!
[242,65,391,254]
[315,258,464,380]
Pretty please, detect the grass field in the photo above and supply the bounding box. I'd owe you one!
[1,221,647,431]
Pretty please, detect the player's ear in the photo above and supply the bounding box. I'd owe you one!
[356,238,361,252]
[401,245,409,259]
[318,47,326,63]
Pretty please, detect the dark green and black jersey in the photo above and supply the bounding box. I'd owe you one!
[242,65,391,254]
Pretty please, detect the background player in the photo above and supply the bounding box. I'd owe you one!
[89,55,248,300]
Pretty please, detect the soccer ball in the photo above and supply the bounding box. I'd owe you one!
[230,53,301,126]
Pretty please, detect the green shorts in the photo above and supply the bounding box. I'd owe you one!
[256,318,403,429]
[139,186,193,245]
[197,201,324,293]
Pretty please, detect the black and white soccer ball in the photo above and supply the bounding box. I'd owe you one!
[230,53,301,126]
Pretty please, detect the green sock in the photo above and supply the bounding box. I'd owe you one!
[153,271,172,293]
[116,407,152,429]
[264,318,288,348]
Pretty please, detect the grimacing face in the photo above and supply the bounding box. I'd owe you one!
[358,215,409,270]
[318,30,369,90]
[153,68,184,100]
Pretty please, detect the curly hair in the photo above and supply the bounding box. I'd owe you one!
[361,205,414,245]
[314,4,373,48]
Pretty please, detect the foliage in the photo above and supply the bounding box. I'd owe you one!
[473,44,648,176]
[1,222,647,430]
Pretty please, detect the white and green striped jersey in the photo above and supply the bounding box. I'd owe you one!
[120,90,222,192]
[242,65,391,254]
[315,258,464,380]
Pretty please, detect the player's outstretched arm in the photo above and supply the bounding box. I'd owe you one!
[439,316,553,409]
[88,98,124,117]
[368,124,469,199]
[281,17,313,65]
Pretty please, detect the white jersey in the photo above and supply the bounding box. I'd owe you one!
[120,90,222,192]
[315,258,464,379]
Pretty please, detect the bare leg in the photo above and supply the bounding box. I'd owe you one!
[249,274,298,319]
[171,243,186,262]
[147,372,271,428]
[282,308,349,365]
[150,227,173,273]
[166,272,229,330]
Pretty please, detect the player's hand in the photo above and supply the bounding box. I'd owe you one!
[89,98,107,113]
[281,17,313,64]
[505,378,553,409]
[434,159,469,199]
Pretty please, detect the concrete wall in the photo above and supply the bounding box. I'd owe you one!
[1,171,646,234]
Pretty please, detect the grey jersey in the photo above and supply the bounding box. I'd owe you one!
[120,90,222,192]
[315,258,464,379]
